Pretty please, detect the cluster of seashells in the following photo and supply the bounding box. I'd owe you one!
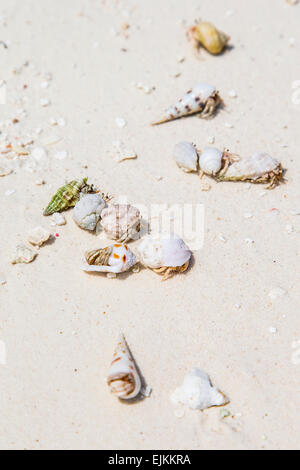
[174,142,284,189]
[42,178,193,280]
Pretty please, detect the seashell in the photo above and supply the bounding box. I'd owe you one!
[0,164,13,177]
[152,83,222,125]
[43,178,92,216]
[216,152,283,189]
[174,141,199,173]
[11,244,37,264]
[82,243,137,274]
[50,212,66,226]
[107,334,141,400]
[73,193,106,231]
[199,147,223,175]
[27,226,51,247]
[101,204,141,242]
[170,368,229,410]
[137,234,192,280]
[188,21,230,55]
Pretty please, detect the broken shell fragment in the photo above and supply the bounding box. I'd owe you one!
[27,226,51,247]
[170,368,229,410]
[0,164,13,177]
[43,178,92,216]
[83,243,137,274]
[138,234,192,280]
[101,204,141,242]
[73,193,106,231]
[216,152,283,189]
[11,244,37,264]
[152,83,222,125]
[174,141,199,173]
[188,21,230,55]
[107,334,142,400]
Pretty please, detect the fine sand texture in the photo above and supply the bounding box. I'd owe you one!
[0,0,300,450]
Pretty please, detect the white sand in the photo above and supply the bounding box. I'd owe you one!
[0,0,300,450]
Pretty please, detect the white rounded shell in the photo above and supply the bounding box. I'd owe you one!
[174,141,199,172]
[224,152,280,179]
[199,147,223,175]
[73,193,106,231]
[138,235,191,269]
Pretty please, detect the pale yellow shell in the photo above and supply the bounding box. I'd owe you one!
[192,22,230,55]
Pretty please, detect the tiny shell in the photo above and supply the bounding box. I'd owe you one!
[152,83,222,125]
[217,152,283,189]
[73,193,106,231]
[174,141,199,173]
[170,368,228,410]
[101,204,141,242]
[27,226,51,247]
[189,21,230,55]
[11,245,37,264]
[43,178,91,216]
[107,334,142,400]
[83,243,137,274]
[138,234,191,280]
[199,147,223,175]
[51,212,66,226]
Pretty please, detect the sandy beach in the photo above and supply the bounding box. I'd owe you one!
[0,0,300,450]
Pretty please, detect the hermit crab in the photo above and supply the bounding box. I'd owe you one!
[187,21,230,55]
[138,234,192,281]
[82,243,137,275]
[100,204,141,242]
[43,178,95,216]
[152,83,222,125]
[107,334,142,400]
[73,193,106,231]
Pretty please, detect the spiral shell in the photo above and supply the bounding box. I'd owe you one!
[199,147,223,175]
[43,178,89,216]
[83,243,137,274]
[138,234,192,280]
[152,83,221,125]
[174,141,199,173]
[73,193,106,231]
[101,204,141,242]
[190,22,230,55]
[107,334,141,400]
[217,152,283,189]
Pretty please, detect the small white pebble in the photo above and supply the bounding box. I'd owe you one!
[259,191,267,197]
[51,212,66,226]
[31,147,48,161]
[207,135,215,144]
[0,278,7,286]
[5,189,15,196]
[115,117,127,128]
[269,287,287,300]
[219,233,227,243]
[245,238,254,244]
[40,98,50,107]
[224,122,234,128]
[107,272,117,279]
[289,37,296,47]
[35,179,46,186]
[235,303,242,309]
[244,213,253,219]
[54,150,68,160]
[286,224,294,234]
[177,56,185,63]
[228,89,237,98]
[57,117,66,127]
[40,81,49,89]
[269,327,278,334]
[225,9,235,17]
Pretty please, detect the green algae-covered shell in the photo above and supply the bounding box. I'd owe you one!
[43,178,88,216]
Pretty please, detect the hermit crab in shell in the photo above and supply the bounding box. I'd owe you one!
[215,151,284,189]
[107,334,142,400]
[152,83,222,125]
[199,147,240,178]
[100,204,141,242]
[137,234,192,281]
[82,243,137,275]
[73,193,106,231]
[43,178,95,216]
[187,21,230,55]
